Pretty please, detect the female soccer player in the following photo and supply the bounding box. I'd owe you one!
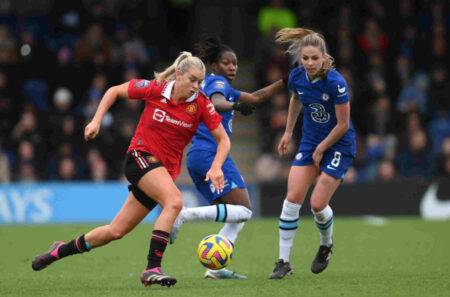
[31,52,231,288]
[170,38,284,279]
[268,28,356,279]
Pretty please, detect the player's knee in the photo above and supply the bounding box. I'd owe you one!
[241,206,252,221]
[310,200,326,213]
[166,190,183,213]
[230,204,252,222]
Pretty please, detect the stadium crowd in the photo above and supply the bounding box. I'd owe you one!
[0,0,448,183]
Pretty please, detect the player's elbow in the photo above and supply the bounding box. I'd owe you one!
[338,121,350,132]
[108,84,128,99]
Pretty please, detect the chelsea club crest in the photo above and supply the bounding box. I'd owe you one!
[322,93,330,101]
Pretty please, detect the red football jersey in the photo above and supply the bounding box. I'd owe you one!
[127,79,222,179]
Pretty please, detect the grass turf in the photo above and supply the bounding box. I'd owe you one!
[1,217,449,297]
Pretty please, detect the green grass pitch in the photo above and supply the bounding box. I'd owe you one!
[1,218,449,297]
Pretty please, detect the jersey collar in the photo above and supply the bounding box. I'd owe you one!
[305,71,322,83]
[162,80,198,102]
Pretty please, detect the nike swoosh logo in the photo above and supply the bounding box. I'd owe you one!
[326,165,336,170]
[337,85,346,93]
[297,91,304,95]
[420,183,450,220]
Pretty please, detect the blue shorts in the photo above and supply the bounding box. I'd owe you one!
[292,148,354,180]
[187,150,246,204]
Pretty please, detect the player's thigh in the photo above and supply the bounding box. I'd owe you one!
[310,172,341,211]
[137,167,182,209]
[110,192,150,234]
[287,165,319,204]
[216,188,251,209]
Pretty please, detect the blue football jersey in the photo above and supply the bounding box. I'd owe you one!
[288,66,356,156]
[189,73,241,153]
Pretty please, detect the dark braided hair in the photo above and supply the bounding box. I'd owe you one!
[194,37,234,65]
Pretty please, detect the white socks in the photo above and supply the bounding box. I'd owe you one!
[219,222,245,244]
[181,204,252,223]
[278,199,301,262]
[312,205,333,247]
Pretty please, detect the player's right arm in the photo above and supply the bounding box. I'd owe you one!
[278,92,303,156]
[84,82,130,141]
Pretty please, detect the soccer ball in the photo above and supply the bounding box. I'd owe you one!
[197,234,233,270]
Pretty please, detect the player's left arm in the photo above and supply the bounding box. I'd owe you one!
[206,124,231,193]
[312,102,350,167]
[239,79,286,105]
[233,79,286,115]
[318,102,350,151]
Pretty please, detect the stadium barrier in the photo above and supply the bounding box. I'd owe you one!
[259,177,450,219]
[2,179,448,223]
[0,182,258,224]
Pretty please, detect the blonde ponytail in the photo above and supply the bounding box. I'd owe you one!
[275,28,314,44]
[276,27,334,76]
[154,51,205,82]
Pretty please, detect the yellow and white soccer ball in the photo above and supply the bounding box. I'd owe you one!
[197,234,233,270]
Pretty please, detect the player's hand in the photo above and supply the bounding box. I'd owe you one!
[312,146,325,168]
[232,102,255,116]
[205,166,225,194]
[277,132,292,156]
[84,120,101,141]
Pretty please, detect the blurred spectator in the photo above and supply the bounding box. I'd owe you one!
[361,134,397,181]
[13,140,38,181]
[428,66,449,115]
[257,0,297,37]
[428,110,450,155]
[10,109,45,164]
[112,24,150,70]
[254,132,295,182]
[0,70,19,137]
[435,137,450,178]
[46,142,85,180]
[74,23,111,65]
[57,156,78,181]
[0,143,11,183]
[18,162,37,182]
[343,167,358,184]
[396,130,434,180]
[376,159,397,182]
[53,87,73,114]
[357,18,389,56]
[83,73,108,120]
[0,24,17,64]
[366,95,396,136]
[268,93,288,136]
[86,148,110,182]
[397,72,430,115]
[394,55,412,94]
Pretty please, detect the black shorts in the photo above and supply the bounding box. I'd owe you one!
[124,149,163,210]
